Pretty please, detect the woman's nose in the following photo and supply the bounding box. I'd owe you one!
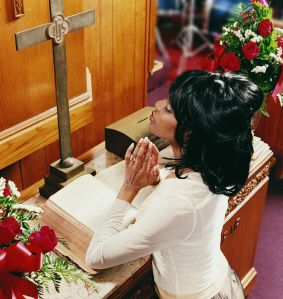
[155,99,167,111]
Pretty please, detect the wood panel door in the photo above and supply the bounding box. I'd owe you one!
[221,178,269,295]
[0,0,157,195]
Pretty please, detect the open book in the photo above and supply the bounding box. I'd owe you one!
[41,161,168,273]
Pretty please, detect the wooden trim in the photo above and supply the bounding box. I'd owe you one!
[19,179,44,203]
[108,258,152,299]
[242,267,257,296]
[273,18,283,29]
[0,95,94,169]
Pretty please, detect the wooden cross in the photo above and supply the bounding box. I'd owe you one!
[15,0,95,169]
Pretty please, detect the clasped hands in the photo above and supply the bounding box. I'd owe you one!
[117,137,160,203]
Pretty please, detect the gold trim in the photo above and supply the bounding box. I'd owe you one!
[226,162,271,215]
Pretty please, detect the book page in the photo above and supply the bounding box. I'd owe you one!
[48,160,171,230]
[49,175,118,229]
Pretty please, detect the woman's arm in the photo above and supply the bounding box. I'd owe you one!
[85,193,196,269]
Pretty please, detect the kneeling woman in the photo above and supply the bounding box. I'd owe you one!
[86,70,263,298]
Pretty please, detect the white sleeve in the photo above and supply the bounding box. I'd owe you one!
[85,193,196,269]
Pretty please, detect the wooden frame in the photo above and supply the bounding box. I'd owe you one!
[0,94,93,169]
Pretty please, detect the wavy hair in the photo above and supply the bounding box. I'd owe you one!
[168,70,263,196]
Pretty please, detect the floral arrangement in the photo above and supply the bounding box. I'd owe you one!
[0,177,97,299]
[212,0,283,115]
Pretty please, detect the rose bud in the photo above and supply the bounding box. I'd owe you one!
[28,226,58,254]
[278,35,283,49]
[0,217,21,245]
[242,41,260,60]
[214,37,226,58]
[3,187,11,197]
[220,52,241,72]
[258,19,273,37]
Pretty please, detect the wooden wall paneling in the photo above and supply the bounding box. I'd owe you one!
[99,0,114,126]
[255,95,283,178]
[134,0,147,110]
[0,0,56,130]
[65,0,87,99]
[20,148,47,189]
[113,0,136,120]
[0,162,23,191]
[84,112,105,152]
[45,140,60,169]
[71,128,85,158]
[82,0,102,150]
[148,0,157,74]
[262,96,281,150]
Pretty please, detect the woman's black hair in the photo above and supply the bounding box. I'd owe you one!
[168,70,263,196]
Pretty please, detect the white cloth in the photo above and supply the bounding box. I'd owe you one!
[85,171,229,297]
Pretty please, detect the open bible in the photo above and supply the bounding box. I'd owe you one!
[41,160,163,273]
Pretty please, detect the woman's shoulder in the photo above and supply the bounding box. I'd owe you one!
[155,169,226,209]
[159,168,205,189]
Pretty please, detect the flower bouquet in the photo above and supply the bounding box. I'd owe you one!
[0,177,97,299]
[211,0,283,115]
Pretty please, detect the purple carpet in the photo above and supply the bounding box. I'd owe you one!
[248,180,283,299]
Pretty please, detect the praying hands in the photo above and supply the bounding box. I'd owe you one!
[117,137,160,203]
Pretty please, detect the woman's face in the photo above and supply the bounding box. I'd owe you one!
[149,99,177,143]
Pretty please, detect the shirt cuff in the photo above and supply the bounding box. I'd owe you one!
[113,198,132,209]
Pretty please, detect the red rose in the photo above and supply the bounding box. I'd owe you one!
[28,226,58,253]
[0,217,21,245]
[278,35,283,49]
[258,19,273,36]
[3,187,11,197]
[242,42,260,60]
[214,38,226,58]
[220,52,241,72]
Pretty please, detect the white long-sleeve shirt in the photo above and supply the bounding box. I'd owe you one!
[85,171,229,297]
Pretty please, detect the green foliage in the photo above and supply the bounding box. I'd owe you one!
[0,196,17,219]
[29,252,98,299]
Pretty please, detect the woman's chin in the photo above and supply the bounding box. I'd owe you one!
[149,122,156,135]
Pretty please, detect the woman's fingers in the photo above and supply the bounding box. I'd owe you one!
[125,143,134,165]
[149,164,160,185]
[151,143,159,167]
[141,142,152,174]
[133,138,149,171]
[131,138,143,161]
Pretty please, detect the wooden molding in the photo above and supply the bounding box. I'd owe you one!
[273,18,283,29]
[0,94,94,169]
[242,267,257,295]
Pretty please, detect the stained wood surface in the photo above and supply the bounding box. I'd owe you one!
[221,179,269,295]
[0,0,156,191]
[255,94,283,178]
